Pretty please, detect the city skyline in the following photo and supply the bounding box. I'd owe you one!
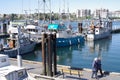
[0,0,120,14]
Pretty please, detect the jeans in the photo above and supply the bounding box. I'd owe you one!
[97,68,103,76]
[91,71,97,78]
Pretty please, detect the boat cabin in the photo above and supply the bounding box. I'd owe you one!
[0,54,28,80]
[48,24,73,38]
[8,21,25,34]
[48,24,66,31]
[25,25,44,34]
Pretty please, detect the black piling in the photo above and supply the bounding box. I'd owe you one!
[78,22,83,33]
[52,32,57,75]
[42,32,47,75]
[47,33,52,76]
[42,32,57,77]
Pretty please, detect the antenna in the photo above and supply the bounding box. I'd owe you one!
[59,0,62,21]
[38,0,40,20]
[67,0,70,20]
[49,0,52,23]
[63,0,65,13]
[22,0,23,13]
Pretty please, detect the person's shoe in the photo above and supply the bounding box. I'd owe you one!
[101,74,104,77]
[91,76,94,78]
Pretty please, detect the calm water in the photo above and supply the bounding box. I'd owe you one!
[1,21,120,73]
[21,34,120,73]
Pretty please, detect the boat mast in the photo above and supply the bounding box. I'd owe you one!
[67,0,70,27]
[59,0,62,22]
[99,12,102,26]
[49,0,52,24]
[43,0,46,25]
[38,0,40,21]
[63,0,65,14]
[22,0,23,13]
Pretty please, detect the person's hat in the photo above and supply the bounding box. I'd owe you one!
[94,57,97,61]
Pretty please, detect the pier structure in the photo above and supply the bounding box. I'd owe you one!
[42,32,57,77]
[78,22,83,33]
[9,58,120,80]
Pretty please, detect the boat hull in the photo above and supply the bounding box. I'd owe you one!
[56,36,84,47]
[87,31,111,41]
[1,42,36,57]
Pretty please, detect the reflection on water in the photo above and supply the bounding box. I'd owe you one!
[56,37,112,69]
[57,43,84,66]
[86,37,112,56]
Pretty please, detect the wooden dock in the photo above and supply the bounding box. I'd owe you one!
[9,58,120,80]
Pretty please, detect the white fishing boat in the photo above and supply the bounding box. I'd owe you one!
[0,54,36,80]
[8,21,25,34]
[24,24,45,43]
[86,19,112,41]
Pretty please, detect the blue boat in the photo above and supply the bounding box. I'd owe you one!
[48,24,85,47]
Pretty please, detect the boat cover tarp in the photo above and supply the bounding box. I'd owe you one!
[48,24,58,30]
[48,24,66,30]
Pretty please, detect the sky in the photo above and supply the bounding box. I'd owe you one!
[0,0,120,14]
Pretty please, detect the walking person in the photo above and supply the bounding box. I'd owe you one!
[91,58,98,79]
[96,57,103,76]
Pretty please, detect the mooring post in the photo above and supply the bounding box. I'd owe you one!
[52,32,57,75]
[78,22,83,33]
[42,32,47,75]
[47,33,53,76]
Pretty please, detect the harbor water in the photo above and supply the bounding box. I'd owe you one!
[1,21,120,73]
[22,21,120,73]
[21,33,120,73]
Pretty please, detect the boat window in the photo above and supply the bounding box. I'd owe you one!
[96,30,98,32]
[12,24,18,28]
[36,30,38,32]
[1,58,6,63]
[33,29,35,32]
[18,71,24,78]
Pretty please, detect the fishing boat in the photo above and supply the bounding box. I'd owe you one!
[8,21,25,34]
[48,23,85,47]
[24,24,45,43]
[0,54,36,80]
[0,25,36,57]
[86,18,112,41]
